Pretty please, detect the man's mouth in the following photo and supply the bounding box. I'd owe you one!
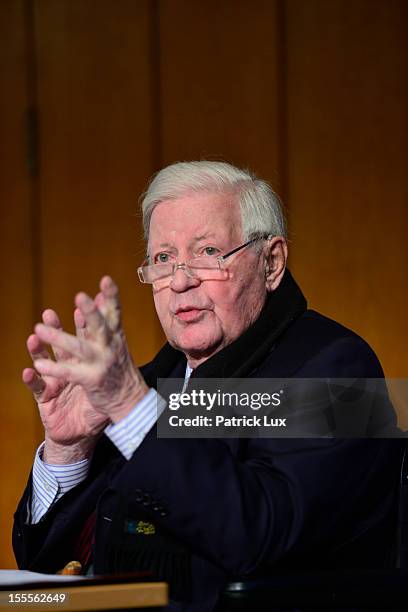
[174,307,206,322]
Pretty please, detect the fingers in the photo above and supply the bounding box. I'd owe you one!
[94,291,105,310]
[32,358,79,382]
[101,275,118,298]
[28,309,67,364]
[99,276,121,332]
[22,367,46,398]
[26,333,51,401]
[27,277,120,385]
[42,308,61,328]
[42,308,71,361]
[75,292,110,343]
[27,333,50,361]
[74,307,87,341]
[74,275,122,340]
[34,323,86,360]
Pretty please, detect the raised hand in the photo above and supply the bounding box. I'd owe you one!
[23,308,110,463]
[23,276,148,463]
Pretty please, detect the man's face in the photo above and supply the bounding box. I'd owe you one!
[148,191,268,367]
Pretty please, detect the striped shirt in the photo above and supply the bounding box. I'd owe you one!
[31,364,192,524]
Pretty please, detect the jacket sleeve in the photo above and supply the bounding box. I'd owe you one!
[13,436,123,572]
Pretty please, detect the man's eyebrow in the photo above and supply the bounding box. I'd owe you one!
[157,242,176,249]
[193,233,217,242]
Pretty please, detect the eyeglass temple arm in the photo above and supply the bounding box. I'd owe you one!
[220,235,272,262]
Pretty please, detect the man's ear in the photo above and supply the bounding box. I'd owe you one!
[264,236,288,292]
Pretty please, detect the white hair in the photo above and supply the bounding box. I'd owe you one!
[140,161,287,245]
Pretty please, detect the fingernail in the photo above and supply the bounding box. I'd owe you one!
[76,293,95,313]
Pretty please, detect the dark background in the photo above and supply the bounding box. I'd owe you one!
[1,0,407,567]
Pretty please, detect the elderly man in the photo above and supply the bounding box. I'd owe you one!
[14,161,402,611]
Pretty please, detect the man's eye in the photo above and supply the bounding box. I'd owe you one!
[157,253,170,263]
[203,246,218,256]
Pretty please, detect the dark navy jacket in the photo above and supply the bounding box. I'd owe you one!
[13,271,403,611]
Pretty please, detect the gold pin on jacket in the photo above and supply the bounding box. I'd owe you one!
[124,519,156,535]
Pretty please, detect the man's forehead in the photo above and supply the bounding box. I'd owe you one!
[149,193,242,243]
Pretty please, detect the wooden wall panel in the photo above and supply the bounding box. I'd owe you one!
[158,0,284,193]
[1,0,407,570]
[0,0,36,569]
[34,0,162,370]
[286,1,408,391]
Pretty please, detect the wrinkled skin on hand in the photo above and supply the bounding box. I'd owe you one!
[22,276,148,463]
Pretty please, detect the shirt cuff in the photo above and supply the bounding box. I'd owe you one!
[30,442,90,524]
[104,388,166,460]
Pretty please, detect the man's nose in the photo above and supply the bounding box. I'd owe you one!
[170,265,201,292]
